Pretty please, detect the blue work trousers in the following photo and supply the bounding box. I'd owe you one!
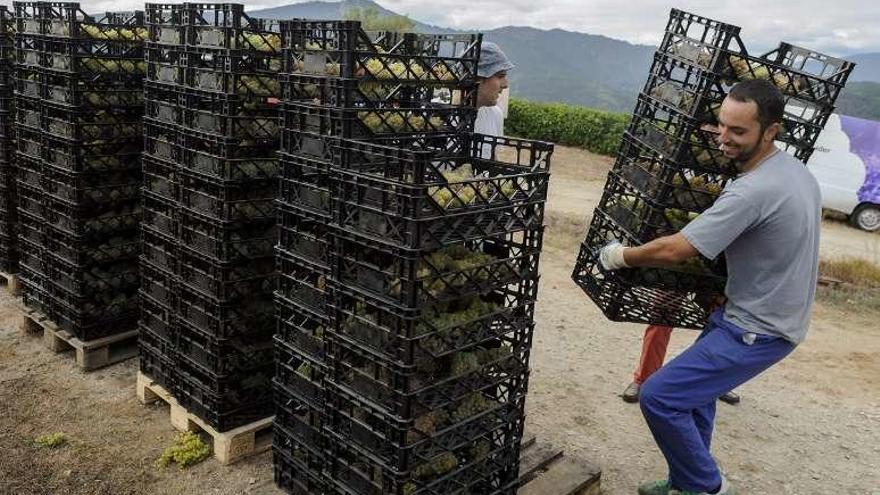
[639,310,796,492]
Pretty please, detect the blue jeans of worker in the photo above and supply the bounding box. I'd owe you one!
[639,310,796,492]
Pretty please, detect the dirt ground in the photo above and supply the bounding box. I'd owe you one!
[1,144,878,495]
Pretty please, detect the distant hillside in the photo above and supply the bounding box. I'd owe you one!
[837,82,880,121]
[848,53,880,83]
[483,26,654,113]
[249,0,450,32]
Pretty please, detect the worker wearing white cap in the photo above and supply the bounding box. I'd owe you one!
[475,41,515,137]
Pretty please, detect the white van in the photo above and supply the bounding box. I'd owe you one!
[805,113,880,232]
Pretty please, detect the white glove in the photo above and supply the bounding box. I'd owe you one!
[598,241,630,271]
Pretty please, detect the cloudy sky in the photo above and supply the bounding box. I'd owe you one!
[77,0,879,55]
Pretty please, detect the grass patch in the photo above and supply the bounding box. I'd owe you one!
[34,432,66,448]
[156,431,211,469]
[819,257,880,288]
[817,257,880,314]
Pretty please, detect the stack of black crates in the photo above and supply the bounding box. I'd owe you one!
[572,9,855,329]
[13,1,145,339]
[0,7,16,275]
[274,21,554,495]
[140,2,280,431]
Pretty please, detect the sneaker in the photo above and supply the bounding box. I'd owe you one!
[669,476,737,495]
[637,479,670,495]
[718,391,741,405]
[622,382,640,403]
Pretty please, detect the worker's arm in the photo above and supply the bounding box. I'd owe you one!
[598,189,758,272]
[624,233,699,266]
[598,233,698,270]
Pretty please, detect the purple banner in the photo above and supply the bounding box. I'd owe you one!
[839,115,880,204]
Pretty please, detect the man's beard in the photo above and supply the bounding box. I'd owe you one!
[727,140,761,171]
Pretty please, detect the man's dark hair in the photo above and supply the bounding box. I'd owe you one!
[728,79,785,131]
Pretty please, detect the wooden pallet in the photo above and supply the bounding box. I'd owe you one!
[518,437,602,495]
[136,372,274,466]
[0,270,20,297]
[19,305,138,371]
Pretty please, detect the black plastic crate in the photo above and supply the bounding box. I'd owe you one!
[145,45,184,85]
[15,126,43,162]
[643,52,728,117]
[44,224,140,267]
[142,190,178,237]
[14,66,43,99]
[42,102,145,142]
[276,247,328,318]
[277,203,333,268]
[282,102,475,144]
[21,281,56,323]
[16,183,44,219]
[45,283,139,340]
[140,258,177,307]
[14,2,43,36]
[142,225,178,273]
[278,152,332,219]
[333,134,551,251]
[657,9,745,72]
[273,421,330,495]
[179,207,275,262]
[326,378,526,475]
[139,324,177,391]
[43,133,142,172]
[275,334,327,410]
[181,91,280,142]
[174,355,274,432]
[721,43,854,108]
[38,37,146,78]
[43,70,145,108]
[330,284,535,371]
[25,5,144,39]
[327,423,523,495]
[177,281,275,338]
[182,48,281,97]
[44,251,139,297]
[15,155,42,189]
[145,3,185,46]
[571,229,714,330]
[184,4,281,52]
[145,85,184,127]
[333,230,539,313]
[14,35,44,69]
[42,194,140,237]
[281,73,477,109]
[327,331,532,420]
[17,237,48,277]
[179,171,276,222]
[143,155,177,202]
[143,118,182,162]
[139,290,176,343]
[178,245,275,301]
[176,325,274,377]
[281,21,480,86]
[180,138,279,182]
[614,139,730,212]
[13,94,41,131]
[276,293,328,364]
[42,164,141,206]
[17,211,44,246]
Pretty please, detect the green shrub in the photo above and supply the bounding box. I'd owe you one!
[505,98,630,156]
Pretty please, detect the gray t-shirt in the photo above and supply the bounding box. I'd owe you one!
[681,149,821,344]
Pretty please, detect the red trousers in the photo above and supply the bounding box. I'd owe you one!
[633,325,673,384]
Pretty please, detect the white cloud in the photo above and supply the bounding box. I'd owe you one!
[71,0,880,55]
